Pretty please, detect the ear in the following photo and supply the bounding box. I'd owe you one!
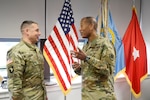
[24,28,30,36]
[89,23,94,30]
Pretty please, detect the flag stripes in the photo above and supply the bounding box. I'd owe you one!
[43,0,78,95]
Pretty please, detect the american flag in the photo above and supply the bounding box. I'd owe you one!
[43,0,78,95]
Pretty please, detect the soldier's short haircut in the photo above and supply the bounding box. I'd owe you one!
[20,20,38,32]
[81,16,97,31]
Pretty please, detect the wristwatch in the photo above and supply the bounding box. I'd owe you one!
[85,56,90,62]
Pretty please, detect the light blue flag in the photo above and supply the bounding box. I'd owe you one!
[98,10,125,80]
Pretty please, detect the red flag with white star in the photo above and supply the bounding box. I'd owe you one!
[123,7,147,98]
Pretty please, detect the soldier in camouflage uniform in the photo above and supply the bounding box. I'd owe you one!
[71,17,116,100]
[6,21,47,100]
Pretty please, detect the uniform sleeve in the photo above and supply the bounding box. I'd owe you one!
[7,51,25,99]
[85,40,116,77]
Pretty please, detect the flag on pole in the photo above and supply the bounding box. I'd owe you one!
[107,10,125,80]
[97,6,125,80]
[123,7,147,98]
[43,0,78,95]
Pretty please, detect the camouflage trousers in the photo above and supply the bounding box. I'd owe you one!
[82,90,116,100]
[9,87,47,100]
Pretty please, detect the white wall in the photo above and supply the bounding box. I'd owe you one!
[141,0,150,43]
[0,0,45,38]
[141,0,150,74]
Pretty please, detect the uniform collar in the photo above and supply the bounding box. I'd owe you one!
[21,40,37,50]
[87,35,100,47]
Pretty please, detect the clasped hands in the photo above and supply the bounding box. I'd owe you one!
[70,48,86,60]
[70,48,86,70]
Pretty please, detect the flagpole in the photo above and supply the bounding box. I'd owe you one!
[139,0,142,29]
[64,95,66,100]
[130,93,133,100]
[44,0,47,39]
[101,0,108,37]
[132,0,135,7]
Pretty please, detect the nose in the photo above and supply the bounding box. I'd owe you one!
[79,29,83,33]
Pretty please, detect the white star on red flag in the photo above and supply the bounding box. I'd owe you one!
[132,47,139,61]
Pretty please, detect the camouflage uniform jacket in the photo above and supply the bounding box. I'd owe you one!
[7,40,47,100]
[79,36,116,100]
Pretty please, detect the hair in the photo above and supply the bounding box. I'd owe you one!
[20,20,38,32]
[81,16,97,31]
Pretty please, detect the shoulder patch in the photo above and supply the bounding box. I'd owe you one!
[9,67,14,73]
